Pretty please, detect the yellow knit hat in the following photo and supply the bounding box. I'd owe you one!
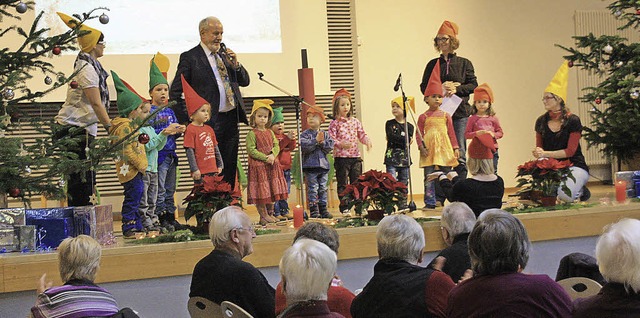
[391,96,415,113]
[56,12,103,53]
[544,61,569,102]
[251,99,274,117]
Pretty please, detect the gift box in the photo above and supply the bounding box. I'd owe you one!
[26,208,76,249]
[14,225,36,251]
[27,218,74,249]
[0,226,17,251]
[73,205,115,245]
[0,208,26,227]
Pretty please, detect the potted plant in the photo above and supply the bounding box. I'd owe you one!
[515,158,575,206]
[183,174,241,233]
[340,169,408,219]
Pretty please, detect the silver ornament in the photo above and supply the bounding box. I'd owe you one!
[631,91,640,100]
[604,44,613,54]
[58,178,66,188]
[615,10,622,17]
[616,61,624,67]
[3,89,15,100]
[16,2,27,14]
[44,76,52,85]
[99,13,109,24]
[24,166,31,175]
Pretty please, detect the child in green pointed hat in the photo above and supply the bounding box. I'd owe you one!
[108,70,149,238]
[148,53,187,232]
[270,107,296,220]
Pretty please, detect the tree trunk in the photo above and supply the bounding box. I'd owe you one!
[0,192,7,209]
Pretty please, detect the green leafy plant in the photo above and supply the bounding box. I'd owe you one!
[340,169,407,216]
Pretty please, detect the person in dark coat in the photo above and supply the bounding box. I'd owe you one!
[428,202,475,282]
[573,218,640,317]
[170,16,250,189]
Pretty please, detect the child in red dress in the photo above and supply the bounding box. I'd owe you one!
[246,99,289,225]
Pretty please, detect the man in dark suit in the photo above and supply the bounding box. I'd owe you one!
[170,16,250,189]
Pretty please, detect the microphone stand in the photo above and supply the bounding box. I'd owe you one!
[257,72,314,215]
[396,79,418,212]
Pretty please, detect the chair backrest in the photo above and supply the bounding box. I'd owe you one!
[221,301,254,318]
[557,277,603,300]
[188,296,223,318]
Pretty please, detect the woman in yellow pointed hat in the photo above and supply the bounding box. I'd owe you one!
[532,61,590,202]
[52,12,111,206]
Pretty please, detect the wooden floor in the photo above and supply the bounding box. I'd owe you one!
[1,183,638,293]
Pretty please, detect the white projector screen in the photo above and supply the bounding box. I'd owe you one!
[14,0,330,101]
[37,0,282,54]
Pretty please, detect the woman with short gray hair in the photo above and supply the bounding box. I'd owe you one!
[447,210,572,317]
[573,218,640,317]
[278,239,342,317]
[351,215,455,317]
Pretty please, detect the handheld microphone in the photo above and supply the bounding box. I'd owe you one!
[393,73,402,92]
[219,42,233,62]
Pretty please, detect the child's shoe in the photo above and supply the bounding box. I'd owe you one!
[123,229,145,239]
[161,219,176,232]
[309,205,320,218]
[145,225,161,238]
[319,203,333,219]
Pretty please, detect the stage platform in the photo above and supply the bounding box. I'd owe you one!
[1,186,639,293]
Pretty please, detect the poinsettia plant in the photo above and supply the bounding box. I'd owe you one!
[516,158,575,198]
[183,174,241,228]
[340,169,408,216]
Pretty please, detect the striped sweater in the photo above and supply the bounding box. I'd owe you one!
[31,280,119,318]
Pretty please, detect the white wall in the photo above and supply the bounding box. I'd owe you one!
[353,0,609,188]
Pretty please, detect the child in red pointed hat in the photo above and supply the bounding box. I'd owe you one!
[181,75,223,184]
[328,88,372,215]
[417,60,459,209]
[465,83,503,173]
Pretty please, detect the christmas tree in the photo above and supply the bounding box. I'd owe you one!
[558,0,640,168]
[0,1,148,207]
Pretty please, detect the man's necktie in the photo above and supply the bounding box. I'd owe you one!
[214,53,235,108]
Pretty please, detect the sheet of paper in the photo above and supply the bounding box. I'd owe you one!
[440,94,462,116]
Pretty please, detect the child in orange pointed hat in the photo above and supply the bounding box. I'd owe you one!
[417,60,459,209]
[328,88,372,215]
[300,104,335,218]
[246,99,289,225]
[465,83,503,173]
[181,75,223,185]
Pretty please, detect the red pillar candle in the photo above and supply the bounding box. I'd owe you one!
[293,205,304,229]
[615,180,627,203]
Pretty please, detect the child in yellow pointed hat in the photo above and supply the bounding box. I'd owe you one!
[385,96,415,197]
[534,60,591,203]
[246,99,289,225]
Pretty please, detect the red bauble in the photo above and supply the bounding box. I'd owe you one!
[52,46,61,55]
[138,133,150,144]
[595,98,602,105]
[637,9,640,15]
[69,81,79,89]
[568,61,574,68]
[8,188,21,197]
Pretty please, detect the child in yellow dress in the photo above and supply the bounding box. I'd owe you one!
[416,60,459,209]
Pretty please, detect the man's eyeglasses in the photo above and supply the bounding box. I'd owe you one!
[234,226,255,234]
[434,37,450,43]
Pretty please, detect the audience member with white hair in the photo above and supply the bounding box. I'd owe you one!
[190,206,275,318]
[275,222,355,317]
[350,214,455,318]
[31,235,138,318]
[278,238,344,318]
[446,209,572,317]
[572,218,640,317]
[427,202,475,282]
